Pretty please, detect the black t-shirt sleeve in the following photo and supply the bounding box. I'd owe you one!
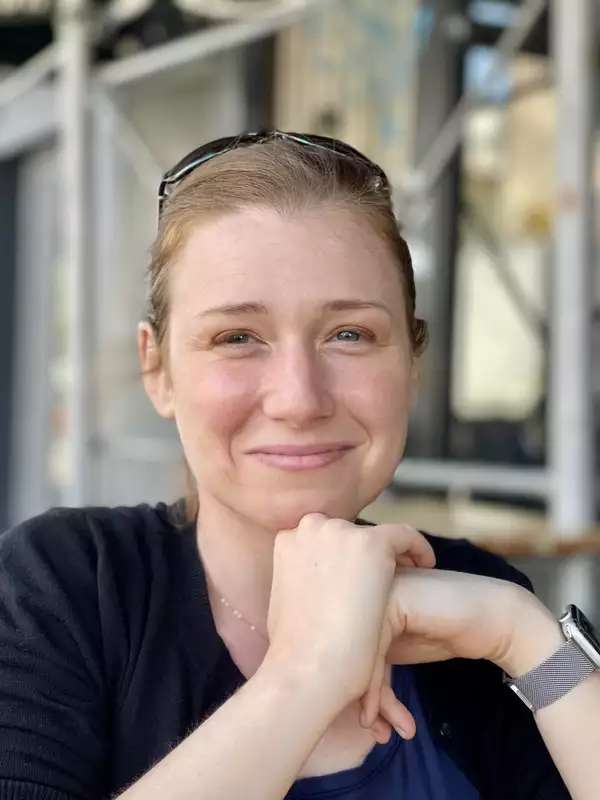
[0,510,110,799]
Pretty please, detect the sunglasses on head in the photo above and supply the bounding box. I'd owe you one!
[157,129,390,221]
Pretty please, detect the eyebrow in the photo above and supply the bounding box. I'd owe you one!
[194,299,392,320]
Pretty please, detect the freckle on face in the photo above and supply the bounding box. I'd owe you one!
[166,206,415,529]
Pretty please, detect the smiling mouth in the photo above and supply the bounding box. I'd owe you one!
[248,445,354,471]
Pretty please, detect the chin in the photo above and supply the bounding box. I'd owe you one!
[249,490,368,533]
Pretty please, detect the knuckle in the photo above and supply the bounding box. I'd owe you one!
[401,525,423,546]
[400,525,420,543]
[274,530,293,550]
[298,512,326,528]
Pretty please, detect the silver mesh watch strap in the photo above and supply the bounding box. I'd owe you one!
[505,638,596,712]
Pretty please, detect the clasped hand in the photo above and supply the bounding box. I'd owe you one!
[359,566,537,741]
[267,513,555,745]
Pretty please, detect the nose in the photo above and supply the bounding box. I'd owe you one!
[261,343,335,427]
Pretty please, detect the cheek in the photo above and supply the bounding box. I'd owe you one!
[174,362,258,441]
[338,359,412,430]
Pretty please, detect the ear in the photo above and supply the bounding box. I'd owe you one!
[137,321,175,419]
[408,355,420,410]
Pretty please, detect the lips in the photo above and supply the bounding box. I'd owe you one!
[247,443,354,456]
[246,443,355,471]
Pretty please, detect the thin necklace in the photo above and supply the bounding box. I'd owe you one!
[217,591,269,641]
[198,527,269,641]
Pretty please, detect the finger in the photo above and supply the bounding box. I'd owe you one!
[366,662,393,741]
[298,511,329,526]
[396,554,437,569]
[370,714,393,744]
[379,682,416,740]
[360,616,394,729]
[396,554,419,568]
[361,655,385,729]
[367,664,393,743]
[362,663,416,740]
[377,524,436,569]
[388,634,455,665]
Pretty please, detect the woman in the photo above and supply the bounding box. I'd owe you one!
[0,130,597,800]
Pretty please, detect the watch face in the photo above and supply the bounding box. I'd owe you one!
[567,605,600,666]
[572,606,600,645]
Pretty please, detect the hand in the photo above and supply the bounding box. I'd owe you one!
[363,662,417,743]
[360,568,559,729]
[266,514,436,716]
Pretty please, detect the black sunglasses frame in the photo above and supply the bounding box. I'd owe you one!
[157,129,390,220]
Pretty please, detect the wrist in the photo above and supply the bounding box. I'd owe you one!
[260,648,348,716]
[493,586,564,678]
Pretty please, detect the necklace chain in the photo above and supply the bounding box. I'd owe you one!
[218,593,269,640]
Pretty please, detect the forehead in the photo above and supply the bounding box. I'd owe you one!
[169,205,405,315]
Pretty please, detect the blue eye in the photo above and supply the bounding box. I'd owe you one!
[335,329,364,342]
[216,332,256,346]
[213,328,373,348]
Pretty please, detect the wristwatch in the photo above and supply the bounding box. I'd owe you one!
[504,604,600,712]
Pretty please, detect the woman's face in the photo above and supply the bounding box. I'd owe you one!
[144,205,417,532]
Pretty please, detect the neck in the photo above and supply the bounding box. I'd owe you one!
[194,497,371,634]
[195,497,276,630]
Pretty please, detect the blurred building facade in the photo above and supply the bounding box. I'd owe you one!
[0,0,598,537]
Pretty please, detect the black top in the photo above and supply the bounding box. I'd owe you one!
[0,501,569,799]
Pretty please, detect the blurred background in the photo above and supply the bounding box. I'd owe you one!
[1,0,599,618]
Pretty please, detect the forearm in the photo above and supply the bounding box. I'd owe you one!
[116,654,341,800]
[500,591,600,800]
[535,670,600,799]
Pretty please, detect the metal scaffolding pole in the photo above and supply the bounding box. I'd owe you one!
[98,0,334,88]
[55,0,94,505]
[400,0,548,214]
[549,0,595,535]
[0,44,56,110]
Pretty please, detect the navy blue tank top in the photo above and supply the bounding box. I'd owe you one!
[286,665,479,799]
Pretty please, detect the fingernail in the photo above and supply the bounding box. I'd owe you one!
[394,726,409,739]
